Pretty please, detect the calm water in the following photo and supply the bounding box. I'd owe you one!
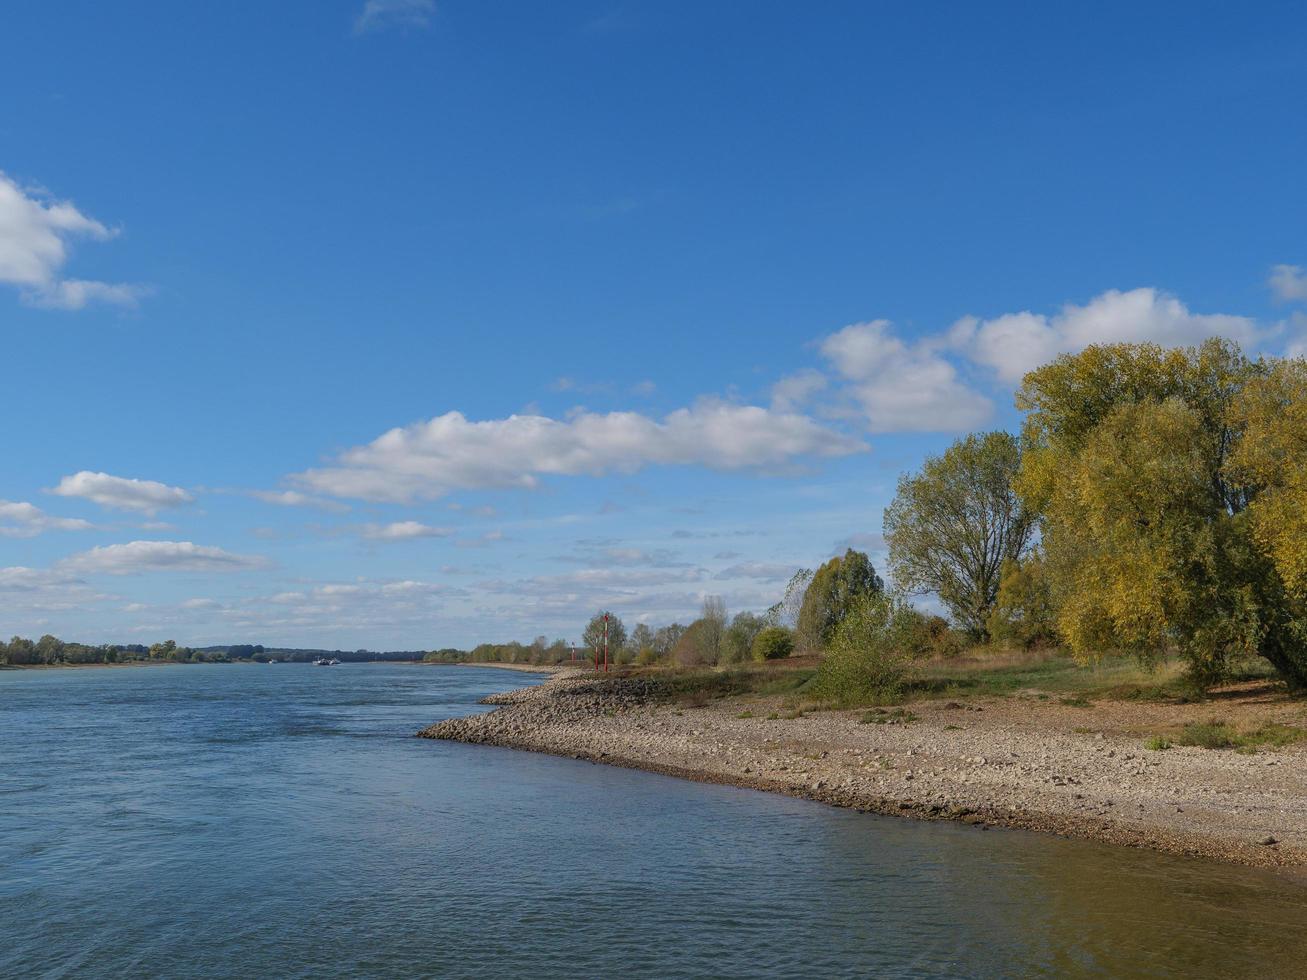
[3,664,1306,979]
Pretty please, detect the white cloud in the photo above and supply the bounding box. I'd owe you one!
[51,471,194,515]
[181,597,222,610]
[0,565,113,613]
[770,368,827,411]
[59,541,266,575]
[951,288,1258,383]
[294,400,866,503]
[0,172,144,310]
[249,489,350,513]
[1271,265,1307,303]
[360,520,453,541]
[354,0,434,34]
[0,500,93,538]
[820,320,993,432]
[716,561,796,581]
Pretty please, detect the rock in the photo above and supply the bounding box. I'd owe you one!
[1259,835,1278,846]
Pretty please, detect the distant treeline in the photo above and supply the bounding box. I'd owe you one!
[0,636,433,667]
[423,639,574,665]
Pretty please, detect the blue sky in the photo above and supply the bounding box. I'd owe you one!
[3,0,1307,648]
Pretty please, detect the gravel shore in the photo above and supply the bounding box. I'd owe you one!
[420,670,1307,870]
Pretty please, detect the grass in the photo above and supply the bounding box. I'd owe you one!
[1146,720,1307,753]
[616,648,1290,718]
[641,663,818,706]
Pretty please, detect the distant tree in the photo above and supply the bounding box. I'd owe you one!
[671,619,714,666]
[751,626,794,661]
[628,623,655,656]
[699,596,728,663]
[149,640,178,660]
[652,623,686,656]
[582,611,627,663]
[884,431,1036,639]
[36,634,64,664]
[766,569,813,629]
[797,550,884,651]
[722,611,766,664]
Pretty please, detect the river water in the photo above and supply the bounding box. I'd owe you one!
[2,663,1305,978]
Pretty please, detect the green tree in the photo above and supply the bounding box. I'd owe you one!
[1016,338,1307,688]
[797,549,884,650]
[986,553,1057,648]
[582,611,626,662]
[722,611,766,663]
[751,626,794,661]
[884,431,1036,639]
[813,593,922,703]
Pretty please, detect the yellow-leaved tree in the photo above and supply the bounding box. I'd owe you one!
[1016,338,1307,689]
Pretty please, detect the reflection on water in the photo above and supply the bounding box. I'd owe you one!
[2,664,1304,978]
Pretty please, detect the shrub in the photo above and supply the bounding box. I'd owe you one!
[751,626,794,661]
[813,593,924,704]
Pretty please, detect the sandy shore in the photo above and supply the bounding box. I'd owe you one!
[420,670,1307,870]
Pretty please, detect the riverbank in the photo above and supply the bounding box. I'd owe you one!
[420,669,1307,871]
[450,662,566,674]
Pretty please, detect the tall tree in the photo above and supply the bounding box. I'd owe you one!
[1016,338,1307,688]
[797,549,884,650]
[884,431,1036,638]
[699,596,728,663]
[582,611,626,661]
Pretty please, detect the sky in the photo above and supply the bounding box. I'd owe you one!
[3,0,1307,650]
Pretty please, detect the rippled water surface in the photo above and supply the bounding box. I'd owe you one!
[3,663,1306,978]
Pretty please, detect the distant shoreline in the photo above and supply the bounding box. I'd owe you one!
[421,670,1307,875]
[0,660,182,672]
[446,661,563,674]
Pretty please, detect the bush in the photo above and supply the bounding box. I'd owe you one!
[751,626,794,661]
[813,594,925,704]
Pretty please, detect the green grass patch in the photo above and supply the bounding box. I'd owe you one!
[1159,720,1306,753]
[1144,735,1172,751]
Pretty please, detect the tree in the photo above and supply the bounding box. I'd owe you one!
[671,619,714,666]
[722,612,766,663]
[36,634,65,664]
[796,549,884,650]
[582,611,626,663]
[652,623,686,656]
[812,593,922,703]
[986,554,1056,648]
[1016,338,1307,688]
[751,626,794,661]
[1227,359,1307,593]
[699,596,727,663]
[884,431,1036,639]
[766,568,813,629]
[627,623,655,657]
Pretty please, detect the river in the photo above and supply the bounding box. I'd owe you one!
[2,663,1304,978]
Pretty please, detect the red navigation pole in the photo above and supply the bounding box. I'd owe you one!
[603,612,610,673]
